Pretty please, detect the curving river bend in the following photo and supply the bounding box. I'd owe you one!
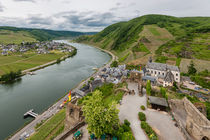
[0,41,111,140]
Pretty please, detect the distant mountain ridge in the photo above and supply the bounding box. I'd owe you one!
[75,14,210,65]
[0,26,97,44]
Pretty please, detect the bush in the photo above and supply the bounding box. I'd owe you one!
[141,105,146,110]
[124,119,130,127]
[141,121,158,140]
[206,102,210,120]
[111,61,118,67]
[138,112,146,121]
[122,124,130,132]
[56,58,61,64]
[0,70,22,82]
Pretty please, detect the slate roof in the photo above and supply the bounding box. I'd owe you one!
[164,71,174,83]
[142,76,157,82]
[148,96,168,107]
[146,62,179,72]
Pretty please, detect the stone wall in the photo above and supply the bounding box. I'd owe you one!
[65,102,83,129]
[169,98,210,140]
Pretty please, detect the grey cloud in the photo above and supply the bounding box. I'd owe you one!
[13,0,36,2]
[58,11,120,31]
[27,16,53,25]
[0,2,4,12]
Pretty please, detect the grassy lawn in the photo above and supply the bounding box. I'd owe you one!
[0,30,36,44]
[0,52,65,75]
[79,83,127,106]
[176,58,182,66]
[29,109,66,140]
[148,27,160,36]
[180,58,210,73]
[104,91,124,105]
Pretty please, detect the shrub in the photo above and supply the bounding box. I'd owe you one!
[124,119,130,127]
[56,58,61,64]
[138,112,146,121]
[141,105,146,110]
[141,121,158,140]
[111,61,118,67]
[122,124,130,132]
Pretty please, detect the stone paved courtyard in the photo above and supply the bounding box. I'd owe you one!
[119,82,185,140]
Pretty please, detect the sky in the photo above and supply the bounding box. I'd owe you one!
[0,0,210,32]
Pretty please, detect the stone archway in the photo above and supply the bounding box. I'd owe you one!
[202,136,209,140]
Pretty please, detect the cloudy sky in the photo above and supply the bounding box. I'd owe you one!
[0,0,210,32]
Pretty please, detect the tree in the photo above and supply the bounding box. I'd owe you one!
[111,61,118,67]
[146,80,152,95]
[160,87,167,99]
[82,90,119,138]
[188,61,197,75]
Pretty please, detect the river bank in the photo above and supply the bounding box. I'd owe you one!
[0,49,77,84]
[7,42,114,140]
[22,49,77,74]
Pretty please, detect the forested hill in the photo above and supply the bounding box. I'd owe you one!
[0,26,96,44]
[75,14,210,67]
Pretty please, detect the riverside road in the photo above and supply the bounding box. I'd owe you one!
[8,41,115,140]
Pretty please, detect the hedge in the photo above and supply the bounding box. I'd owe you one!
[141,121,158,140]
[138,112,146,121]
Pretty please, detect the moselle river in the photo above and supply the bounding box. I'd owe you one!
[0,41,111,140]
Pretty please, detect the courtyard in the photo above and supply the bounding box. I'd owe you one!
[119,82,185,140]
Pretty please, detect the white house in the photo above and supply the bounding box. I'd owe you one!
[145,60,180,87]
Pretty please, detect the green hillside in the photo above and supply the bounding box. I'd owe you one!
[0,26,96,44]
[75,15,210,67]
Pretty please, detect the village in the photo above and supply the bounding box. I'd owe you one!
[53,57,210,140]
[0,41,74,56]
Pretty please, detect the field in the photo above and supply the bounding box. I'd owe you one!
[0,30,36,44]
[29,109,66,140]
[127,25,174,65]
[180,59,210,73]
[0,52,65,76]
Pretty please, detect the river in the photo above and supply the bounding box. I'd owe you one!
[0,41,111,140]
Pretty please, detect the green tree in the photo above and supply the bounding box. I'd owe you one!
[160,87,167,99]
[121,132,135,140]
[146,80,152,95]
[82,90,119,138]
[188,61,197,75]
[111,61,118,67]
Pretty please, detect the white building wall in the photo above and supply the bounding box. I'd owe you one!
[147,68,166,77]
[171,71,180,83]
[147,68,180,83]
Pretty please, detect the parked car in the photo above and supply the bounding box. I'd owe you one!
[73,130,82,140]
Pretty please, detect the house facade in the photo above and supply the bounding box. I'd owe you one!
[145,60,180,87]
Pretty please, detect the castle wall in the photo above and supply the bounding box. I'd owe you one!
[169,98,210,140]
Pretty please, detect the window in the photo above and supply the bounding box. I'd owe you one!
[162,73,164,76]
[155,71,157,74]
[176,78,178,81]
[151,71,153,74]
[158,72,160,75]
[176,73,178,76]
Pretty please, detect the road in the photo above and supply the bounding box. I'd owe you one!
[9,46,116,140]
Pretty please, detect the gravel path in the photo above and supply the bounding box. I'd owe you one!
[119,83,147,140]
[119,82,185,140]
[145,109,185,140]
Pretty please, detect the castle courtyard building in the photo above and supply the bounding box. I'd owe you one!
[145,61,180,87]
